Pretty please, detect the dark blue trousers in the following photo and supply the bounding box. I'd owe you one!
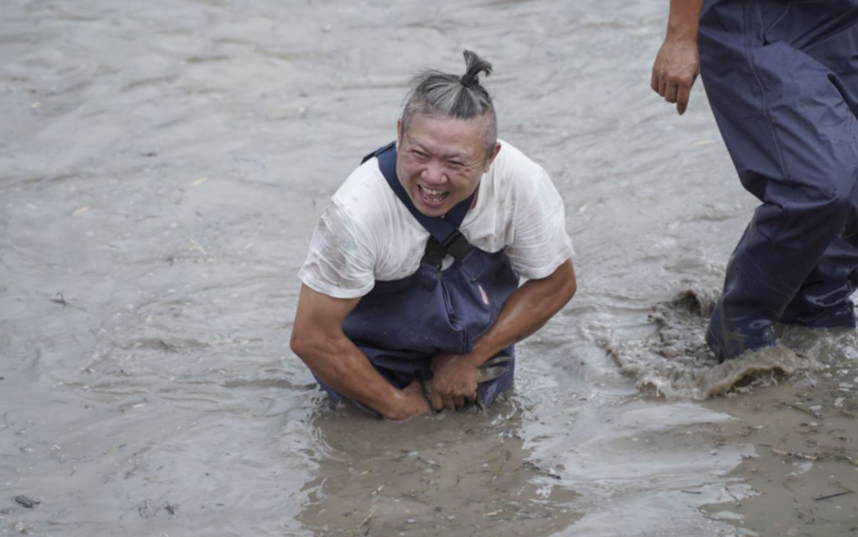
[699,0,858,360]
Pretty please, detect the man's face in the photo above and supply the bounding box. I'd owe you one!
[396,114,500,218]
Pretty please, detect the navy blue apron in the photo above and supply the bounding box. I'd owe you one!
[315,143,520,410]
[698,0,858,360]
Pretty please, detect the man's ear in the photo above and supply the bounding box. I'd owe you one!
[483,142,502,172]
[396,119,403,147]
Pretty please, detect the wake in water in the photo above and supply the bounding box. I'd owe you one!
[604,289,826,400]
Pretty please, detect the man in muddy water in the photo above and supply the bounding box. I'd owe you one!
[290,51,577,421]
[652,0,858,361]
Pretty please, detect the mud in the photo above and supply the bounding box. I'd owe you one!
[298,400,582,537]
[2,0,858,536]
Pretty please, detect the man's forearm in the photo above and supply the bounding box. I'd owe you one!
[291,330,406,418]
[464,260,577,367]
[666,0,704,40]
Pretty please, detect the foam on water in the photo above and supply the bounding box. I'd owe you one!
[606,289,827,400]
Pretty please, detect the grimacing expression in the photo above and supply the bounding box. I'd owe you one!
[396,114,500,218]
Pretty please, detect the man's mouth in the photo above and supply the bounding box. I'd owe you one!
[418,184,449,205]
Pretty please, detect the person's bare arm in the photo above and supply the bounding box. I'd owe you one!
[651,0,705,115]
[429,259,577,410]
[290,284,431,421]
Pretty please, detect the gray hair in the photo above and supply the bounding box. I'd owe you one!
[400,50,497,159]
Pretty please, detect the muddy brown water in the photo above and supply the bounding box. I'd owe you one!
[2,1,857,536]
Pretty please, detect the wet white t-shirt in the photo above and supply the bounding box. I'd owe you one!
[299,141,575,299]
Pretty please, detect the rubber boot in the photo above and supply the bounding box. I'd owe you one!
[779,239,858,329]
[706,251,797,362]
[780,297,856,329]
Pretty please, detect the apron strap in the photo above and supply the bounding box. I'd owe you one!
[363,142,476,263]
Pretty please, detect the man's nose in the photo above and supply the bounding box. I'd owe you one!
[421,161,447,186]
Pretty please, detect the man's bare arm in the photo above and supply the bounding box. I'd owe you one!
[430,260,577,410]
[290,285,431,420]
[651,0,705,115]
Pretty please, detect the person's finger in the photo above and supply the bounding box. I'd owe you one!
[453,395,465,408]
[465,390,478,404]
[403,379,419,393]
[444,394,456,412]
[664,83,682,103]
[676,84,692,115]
[658,77,668,98]
[650,68,660,93]
[430,389,444,411]
[665,82,679,104]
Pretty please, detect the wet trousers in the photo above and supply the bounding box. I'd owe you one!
[699,0,858,360]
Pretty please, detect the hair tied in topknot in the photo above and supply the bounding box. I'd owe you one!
[400,50,498,158]
[460,50,492,88]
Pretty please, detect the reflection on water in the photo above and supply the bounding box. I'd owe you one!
[2,0,853,536]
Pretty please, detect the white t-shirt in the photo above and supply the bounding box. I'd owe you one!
[299,141,575,299]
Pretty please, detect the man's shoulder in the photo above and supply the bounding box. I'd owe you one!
[332,159,394,225]
[492,139,545,176]
[489,140,550,193]
[337,158,385,195]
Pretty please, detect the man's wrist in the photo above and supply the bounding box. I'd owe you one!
[463,348,494,369]
[665,0,702,42]
[665,24,698,42]
[375,386,408,420]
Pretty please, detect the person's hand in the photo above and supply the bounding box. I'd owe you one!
[429,354,479,411]
[651,35,700,115]
[384,380,431,421]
